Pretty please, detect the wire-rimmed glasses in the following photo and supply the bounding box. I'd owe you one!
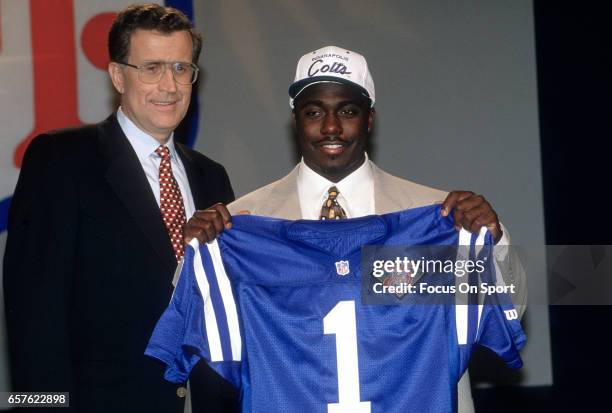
[118,61,199,85]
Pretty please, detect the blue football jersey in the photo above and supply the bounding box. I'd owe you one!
[146,204,525,413]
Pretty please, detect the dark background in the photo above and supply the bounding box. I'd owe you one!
[474,2,612,411]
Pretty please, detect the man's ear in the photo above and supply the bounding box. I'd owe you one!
[108,62,125,94]
[368,108,376,133]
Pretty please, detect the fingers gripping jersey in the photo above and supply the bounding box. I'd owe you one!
[146,205,525,413]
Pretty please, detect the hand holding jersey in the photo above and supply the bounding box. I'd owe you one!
[185,203,235,244]
[441,191,503,244]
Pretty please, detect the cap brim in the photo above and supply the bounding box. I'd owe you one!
[288,76,371,101]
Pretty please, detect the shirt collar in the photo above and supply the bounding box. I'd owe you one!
[297,153,374,219]
[117,107,177,162]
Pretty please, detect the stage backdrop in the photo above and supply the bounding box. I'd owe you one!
[0,0,550,399]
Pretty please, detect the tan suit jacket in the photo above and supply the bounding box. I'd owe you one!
[228,160,527,413]
[229,162,450,217]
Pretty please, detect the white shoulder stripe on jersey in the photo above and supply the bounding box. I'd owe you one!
[458,228,472,247]
[456,229,472,345]
[475,227,487,257]
[208,240,242,361]
[455,228,487,344]
[474,228,487,332]
[190,240,224,362]
[456,304,468,345]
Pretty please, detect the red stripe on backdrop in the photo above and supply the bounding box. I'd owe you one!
[14,0,81,168]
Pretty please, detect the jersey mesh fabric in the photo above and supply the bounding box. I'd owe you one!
[146,204,525,413]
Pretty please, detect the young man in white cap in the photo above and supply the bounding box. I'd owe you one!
[184,45,526,413]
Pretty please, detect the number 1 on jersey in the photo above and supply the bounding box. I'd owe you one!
[323,301,372,413]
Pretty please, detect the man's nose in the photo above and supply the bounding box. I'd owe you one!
[321,113,342,136]
[158,64,178,92]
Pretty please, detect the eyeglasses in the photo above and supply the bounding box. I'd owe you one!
[118,61,199,85]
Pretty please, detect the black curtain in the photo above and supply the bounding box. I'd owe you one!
[474,2,612,411]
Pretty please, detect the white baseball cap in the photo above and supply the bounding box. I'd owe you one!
[288,45,375,108]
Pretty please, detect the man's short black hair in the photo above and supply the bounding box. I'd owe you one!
[109,3,202,64]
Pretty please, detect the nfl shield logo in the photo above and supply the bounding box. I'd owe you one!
[335,260,350,276]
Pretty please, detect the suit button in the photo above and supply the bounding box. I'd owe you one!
[176,386,188,398]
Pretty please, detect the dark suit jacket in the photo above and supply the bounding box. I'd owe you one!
[3,114,238,412]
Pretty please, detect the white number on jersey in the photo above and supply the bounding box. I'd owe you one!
[323,301,372,413]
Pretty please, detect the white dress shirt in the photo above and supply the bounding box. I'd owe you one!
[117,107,196,219]
[297,154,375,219]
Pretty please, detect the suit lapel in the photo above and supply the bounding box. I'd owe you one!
[97,115,176,272]
[174,143,207,210]
[371,161,414,214]
[258,166,302,220]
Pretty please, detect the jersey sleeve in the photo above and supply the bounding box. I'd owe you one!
[145,239,243,387]
[475,237,526,368]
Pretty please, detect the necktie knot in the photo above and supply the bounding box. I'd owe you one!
[155,145,170,161]
[327,186,340,201]
[320,186,347,220]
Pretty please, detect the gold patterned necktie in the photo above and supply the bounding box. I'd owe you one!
[155,145,187,261]
[319,186,347,220]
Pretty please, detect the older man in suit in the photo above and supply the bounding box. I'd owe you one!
[186,45,526,413]
[3,4,238,412]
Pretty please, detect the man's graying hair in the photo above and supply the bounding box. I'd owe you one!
[109,3,202,63]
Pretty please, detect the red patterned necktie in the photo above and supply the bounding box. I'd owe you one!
[155,145,187,261]
[319,186,347,220]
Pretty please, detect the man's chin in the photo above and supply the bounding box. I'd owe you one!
[151,118,182,133]
[318,162,356,182]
